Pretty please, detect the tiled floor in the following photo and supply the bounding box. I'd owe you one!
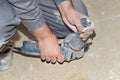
[0,0,120,80]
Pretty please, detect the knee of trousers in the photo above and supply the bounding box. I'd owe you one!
[0,42,9,53]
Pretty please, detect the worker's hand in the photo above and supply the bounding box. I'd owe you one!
[31,24,63,63]
[62,8,94,40]
[38,33,63,63]
[58,1,95,40]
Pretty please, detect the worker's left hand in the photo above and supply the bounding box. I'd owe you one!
[58,1,95,40]
[63,9,94,40]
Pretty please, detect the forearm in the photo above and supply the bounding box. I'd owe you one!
[31,24,56,42]
[57,0,73,17]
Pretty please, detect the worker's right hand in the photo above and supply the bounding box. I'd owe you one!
[38,33,63,63]
[31,24,63,63]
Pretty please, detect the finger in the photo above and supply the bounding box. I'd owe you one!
[80,34,90,40]
[85,30,93,35]
[75,18,85,33]
[82,27,95,32]
[82,38,87,41]
[57,55,64,63]
[45,56,51,62]
[41,56,45,61]
[62,17,78,33]
[80,35,90,41]
[76,24,85,33]
[51,57,57,64]
[80,35,88,41]
[80,30,93,38]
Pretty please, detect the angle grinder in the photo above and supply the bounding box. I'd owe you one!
[13,18,95,62]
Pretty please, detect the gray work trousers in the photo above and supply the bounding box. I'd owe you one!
[0,0,88,52]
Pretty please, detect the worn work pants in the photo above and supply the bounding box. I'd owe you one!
[0,0,88,52]
[38,0,88,38]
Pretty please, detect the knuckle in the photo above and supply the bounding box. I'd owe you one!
[89,31,93,34]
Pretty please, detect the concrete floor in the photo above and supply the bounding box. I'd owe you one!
[0,0,120,80]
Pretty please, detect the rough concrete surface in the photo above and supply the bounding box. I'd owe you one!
[0,0,120,80]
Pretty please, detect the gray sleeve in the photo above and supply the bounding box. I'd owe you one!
[53,0,64,5]
[8,0,46,31]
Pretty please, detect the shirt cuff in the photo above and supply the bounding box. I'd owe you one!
[22,17,46,31]
[54,0,64,5]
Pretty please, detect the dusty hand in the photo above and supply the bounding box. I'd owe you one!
[59,1,95,40]
[38,34,63,63]
[63,9,94,40]
[31,24,63,63]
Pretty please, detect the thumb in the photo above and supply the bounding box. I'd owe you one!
[62,17,78,33]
